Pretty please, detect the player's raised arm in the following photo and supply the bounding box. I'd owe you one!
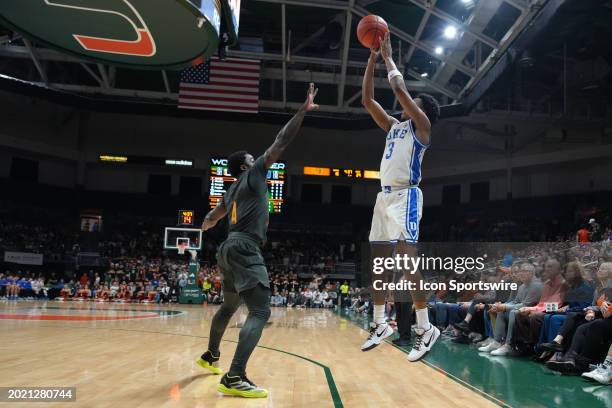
[264,83,319,168]
[380,32,431,144]
[202,201,227,231]
[362,49,398,132]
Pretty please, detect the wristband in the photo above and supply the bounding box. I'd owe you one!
[387,69,402,82]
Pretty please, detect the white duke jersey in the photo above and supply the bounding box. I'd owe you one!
[379,119,429,187]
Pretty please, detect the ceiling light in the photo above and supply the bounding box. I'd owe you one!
[435,46,444,55]
[444,26,457,39]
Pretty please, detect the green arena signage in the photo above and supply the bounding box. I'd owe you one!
[0,0,223,69]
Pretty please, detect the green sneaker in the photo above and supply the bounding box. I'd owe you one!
[196,350,222,375]
[217,373,268,398]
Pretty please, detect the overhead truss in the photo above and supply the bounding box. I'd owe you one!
[0,0,545,115]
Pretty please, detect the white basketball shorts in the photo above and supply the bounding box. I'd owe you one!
[369,186,423,244]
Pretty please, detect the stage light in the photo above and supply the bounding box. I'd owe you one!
[435,46,444,55]
[444,26,457,39]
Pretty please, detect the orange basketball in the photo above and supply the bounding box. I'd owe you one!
[357,15,389,49]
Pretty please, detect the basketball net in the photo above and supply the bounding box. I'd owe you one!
[177,242,189,255]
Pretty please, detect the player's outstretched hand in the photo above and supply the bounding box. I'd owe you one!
[201,218,216,231]
[380,31,392,60]
[303,82,319,112]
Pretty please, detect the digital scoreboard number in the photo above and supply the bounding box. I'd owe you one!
[178,210,195,226]
[303,166,380,180]
[208,157,285,214]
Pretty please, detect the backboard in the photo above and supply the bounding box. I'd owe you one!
[163,227,202,251]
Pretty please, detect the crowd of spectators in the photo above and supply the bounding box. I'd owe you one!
[1,205,610,386]
[0,218,77,262]
[345,238,612,385]
[264,232,357,274]
[0,258,225,304]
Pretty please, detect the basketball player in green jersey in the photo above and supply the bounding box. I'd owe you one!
[197,83,319,398]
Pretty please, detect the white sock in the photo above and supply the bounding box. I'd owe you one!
[415,308,430,330]
[553,335,563,344]
[373,304,386,325]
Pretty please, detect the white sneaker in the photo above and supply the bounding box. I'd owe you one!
[490,344,512,356]
[476,337,493,347]
[361,323,394,351]
[407,325,440,362]
[582,364,611,384]
[478,340,501,352]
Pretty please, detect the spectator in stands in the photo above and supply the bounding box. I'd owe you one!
[480,266,518,340]
[31,277,46,299]
[134,282,145,302]
[110,280,119,298]
[540,262,612,356]
[60,283,71,300]
[577,224,590,244]
[18,276,34,299]
[514,258,567,355]
[0,273,7,298]
[75,283,91,299]
[546,289,612,375]
[270,291,284,307]
[350,294,370,314]
[339,281,349,308]
[313,290,323,308]
[96,285,111,300]
[157,282,170,304]
[79,272,89,288]
[534,261,594,361]
[453,273,498,341]
[118,281,131,301]
[144,281,156,302]
[433,286,474,334]
[6,275,20,300]
[323,290,334,308]
[589,218,602,242]
[202,278,212,302]
[479,262,543,356]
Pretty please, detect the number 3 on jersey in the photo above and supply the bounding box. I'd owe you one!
[231,202,237,224]
[385,142,395,159]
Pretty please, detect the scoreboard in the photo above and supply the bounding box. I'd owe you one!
[303,166,380,179]
[178,210,194,226]
[208,157,286,213]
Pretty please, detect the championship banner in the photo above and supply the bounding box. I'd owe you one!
[3,251,43,266]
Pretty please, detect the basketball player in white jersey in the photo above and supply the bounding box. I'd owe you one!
[360,32,440,361]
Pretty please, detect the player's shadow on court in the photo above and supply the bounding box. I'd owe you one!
[173,373,211,390]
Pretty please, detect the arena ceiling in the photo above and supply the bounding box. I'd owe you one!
[0,0,609,119]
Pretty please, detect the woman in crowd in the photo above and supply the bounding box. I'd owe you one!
[539,262,611,354]
[546,262,612,374]
[6,275,21,300]
[118,281,131,301]
[534,261,593,361]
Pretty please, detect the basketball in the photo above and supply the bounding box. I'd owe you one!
[357,15,389,49]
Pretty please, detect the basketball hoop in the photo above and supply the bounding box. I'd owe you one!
[177,242,189,255]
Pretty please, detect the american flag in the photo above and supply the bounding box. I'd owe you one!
[178,57,260,113]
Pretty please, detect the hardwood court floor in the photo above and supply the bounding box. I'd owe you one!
[0,301,496,408]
